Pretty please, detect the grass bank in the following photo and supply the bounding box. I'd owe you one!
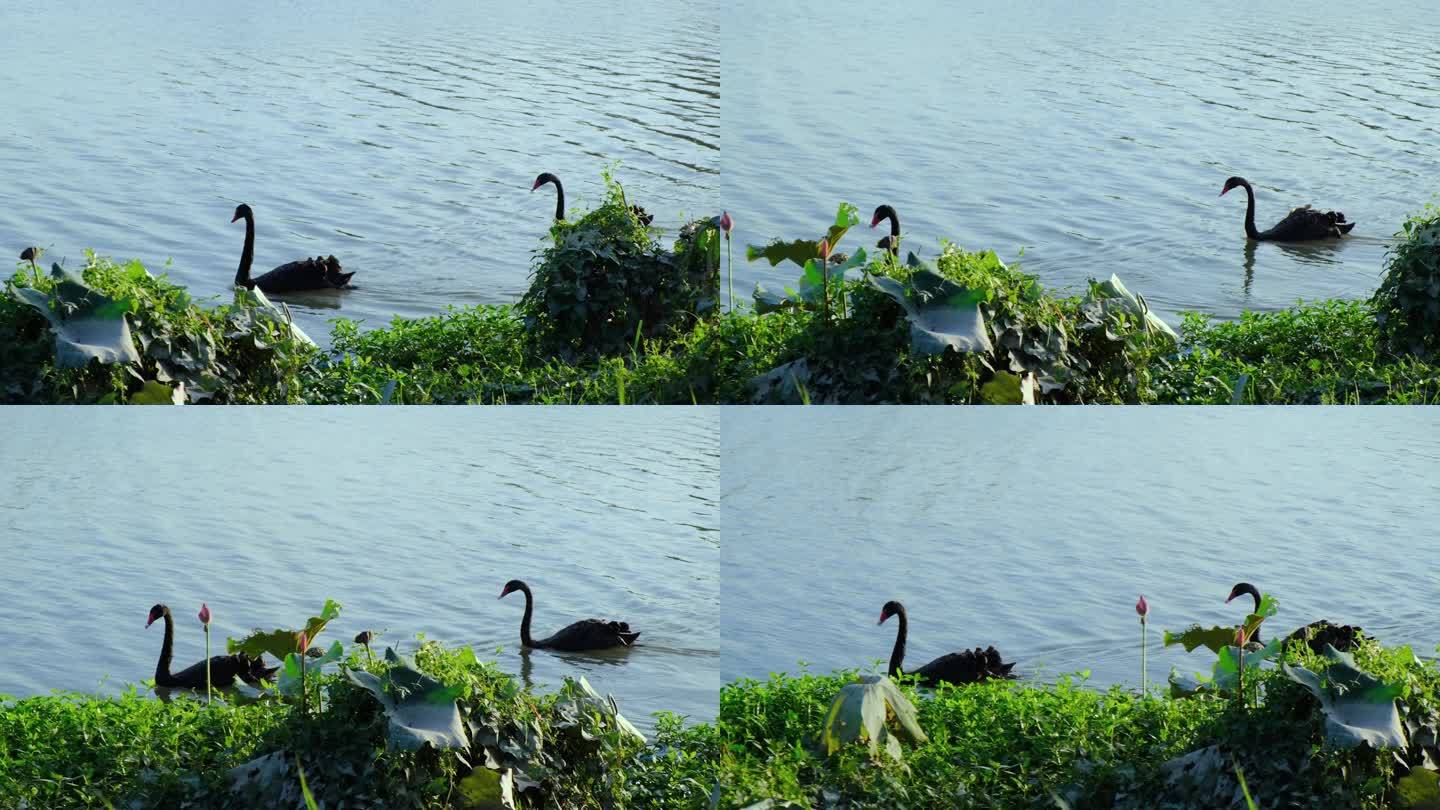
[5,193,1437,404]
[716,637,1440,809]
[0,637,715,809]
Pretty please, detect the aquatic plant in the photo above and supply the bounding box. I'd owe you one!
[720,210,734,312]
[198,603,212,704]
[819,675,927,760]
[1136,594,1149,697]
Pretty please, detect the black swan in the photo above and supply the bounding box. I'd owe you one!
[877,600,1015,686]
[231,204,354,292]
[146,604,277,688]
[498,579,640,651]
[531,172,653,226]
[1220,177,1355,241]
[1225,582,1367,654]
[870,205,900,257]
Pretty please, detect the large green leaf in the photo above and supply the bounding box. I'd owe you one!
[1164,625,1242,654]
[228,599,342,661]
[278,641,344,697]
[869,270,993,356]
[8,264,142,368]
[1281,645,1405,749]
[751,249,869,314]
[821,675,927,760]
[347,648,468,751]
[745,203,860,268]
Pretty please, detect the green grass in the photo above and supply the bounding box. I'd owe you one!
[716,639,1440,809]
[0,640,713,809]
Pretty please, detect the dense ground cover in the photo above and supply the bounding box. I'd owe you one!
[0,631,715,809]
[716,637,1440,809]
[4,190,1437,405]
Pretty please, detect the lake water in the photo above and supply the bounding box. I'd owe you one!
[0,408,719,731]
[721,408,1440,690]
[721,0,1440,322]
[0,0,718,342]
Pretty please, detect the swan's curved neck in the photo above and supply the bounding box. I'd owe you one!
[156,610,175,682]
[550,180,565,222]
[235,214,255,287]
[1240,182,1259,240]
[883,210,900,240]
[517,584,536,647]
[887,608,908,678]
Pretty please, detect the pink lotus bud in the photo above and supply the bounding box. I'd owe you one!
[1234,626,1249,647]
[1135,595,1148,618]
[297,631,309,652]
[719,211,733,238]
[819,238,831,260]
[198,603,211,626]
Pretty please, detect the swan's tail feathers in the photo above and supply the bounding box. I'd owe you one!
[618,630,640,646]
[1337,220,1356,235]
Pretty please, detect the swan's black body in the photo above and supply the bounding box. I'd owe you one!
[499,579,640,651]
[1225,582,1368,653]
[1220,177,1355,241]
[145,604,277,688]
[870,205,900,257]
[877,600,1015,686]
[231,204,353,292]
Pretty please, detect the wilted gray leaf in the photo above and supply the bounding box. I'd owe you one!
[1282,645,1405,749]
[8,266,142,368]
[870,271,993,356]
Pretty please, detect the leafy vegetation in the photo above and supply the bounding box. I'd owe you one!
[0,616,713,808]
[717,636,1440,809]
[8,200,1440,404]
[517,171,719,360]
[1373,203,1440,358]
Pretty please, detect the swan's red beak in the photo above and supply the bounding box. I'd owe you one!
[498,587,510,598]
[231,213,240,223]
[531,179,542,191]
[877,611,889,625]
[870,213,882,228]
[146,615,156,628]
[1219,187,1230,197]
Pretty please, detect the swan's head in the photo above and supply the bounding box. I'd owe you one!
[878,600,905,625]
[498,579,528,600]
[231,203,253,223]
[870,205,897,229]
[1219,177,1248,197]
[532,173,560,192]
[1225,582,1260,604]
[146,604,169,628]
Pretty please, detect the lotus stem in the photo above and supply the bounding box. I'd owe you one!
[725,236,734,314]
[1236,645,1245,711]
[204,625,212,705]
[1140,617,1147,699]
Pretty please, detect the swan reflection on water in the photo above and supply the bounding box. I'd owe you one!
[1239,236,1355,295]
